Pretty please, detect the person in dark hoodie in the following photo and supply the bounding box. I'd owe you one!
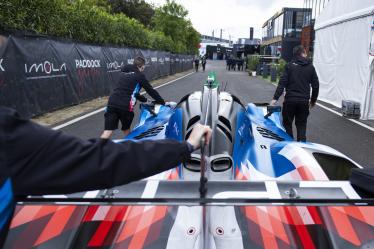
[101,56,165,139]
[0,106,212,246]
[270,45,319,142]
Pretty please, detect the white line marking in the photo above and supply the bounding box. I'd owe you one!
[42,194,67,198]
[26,74,67,80]
[267,81,374,132]
[52,107,106,130]
[107,69,121,73]
[265,181,282,199]
[141,180,159,211]
[52,71,194,130]
[141,180,160,199]
[316,103,374,132]
[153,71,194,90]
[83,190,100,198]
[92,206,111,221]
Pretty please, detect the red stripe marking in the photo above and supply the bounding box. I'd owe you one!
[83,205,99,222]
[34,206,76,246]
[307,206,322,224]
[256,208,279,249]
[127,227,149,249]
[297,166,314,180]
[88,207,128,247]
[268,207,290,244]
[116,206,145,242]
[10,206,48,228]
[328,207,361,246]
[88,221,114,247]
[344,206,374,226]
[285,207,316,249]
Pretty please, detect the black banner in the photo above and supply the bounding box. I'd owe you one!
[0,34,193,118]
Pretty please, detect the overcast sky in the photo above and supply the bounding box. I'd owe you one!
[146,0,304,41]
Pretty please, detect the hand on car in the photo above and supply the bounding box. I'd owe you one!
[309,101,316,109]
[187,123,212,150]
[269,99,277,106]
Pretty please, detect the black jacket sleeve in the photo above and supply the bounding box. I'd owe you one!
[310,66,319,103]
[273,64,289,100]
[139,74,165,105]
[1,108,189,196]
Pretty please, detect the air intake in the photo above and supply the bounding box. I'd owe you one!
[134,125,164,139]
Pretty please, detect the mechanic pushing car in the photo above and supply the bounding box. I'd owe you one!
[0,106,212,246]
[270,45,319,142]
[101,56,165,139]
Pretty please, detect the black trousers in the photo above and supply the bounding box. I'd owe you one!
[282,101,309,142]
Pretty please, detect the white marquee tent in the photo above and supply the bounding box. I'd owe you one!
[313,0,374,120]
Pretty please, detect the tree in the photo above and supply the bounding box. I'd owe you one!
[152,0,199,54]
[107,0,155,28]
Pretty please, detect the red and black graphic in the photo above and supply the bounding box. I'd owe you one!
[5,204,374,248]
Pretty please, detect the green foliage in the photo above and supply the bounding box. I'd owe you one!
[152,0,200,54]
[0,0,196,54]
[247,55,260,72]
[107,0,155,28]
[277,59,287,77]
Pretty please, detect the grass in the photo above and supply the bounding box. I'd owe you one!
[262,75,280,85]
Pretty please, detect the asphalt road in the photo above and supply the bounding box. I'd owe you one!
[60,60,374,168]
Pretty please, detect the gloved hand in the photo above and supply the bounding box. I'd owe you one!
[187,123,212,150]
[269,99,277,106]
[165,102,177,108]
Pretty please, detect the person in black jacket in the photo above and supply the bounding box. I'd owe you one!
[194,56,199,72]
[0,106,212,246]
[201,55,207,72]
[101,56,165,139]
[270,45,319,142]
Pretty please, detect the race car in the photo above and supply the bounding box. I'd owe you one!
[4,73,374,249]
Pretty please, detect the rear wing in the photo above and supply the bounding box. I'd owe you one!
[17,180,374,206]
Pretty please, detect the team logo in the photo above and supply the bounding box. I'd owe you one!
[24,61,67,80]
[107,61,124,73]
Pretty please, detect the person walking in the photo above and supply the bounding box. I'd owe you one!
[194,56,199,72]
[101,56,165,139]
[270,45,319,142]
[201,55,207,72]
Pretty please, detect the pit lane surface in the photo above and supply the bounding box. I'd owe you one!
[60,60,374,168]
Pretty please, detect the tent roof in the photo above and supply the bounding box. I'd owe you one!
[315,0,374,30]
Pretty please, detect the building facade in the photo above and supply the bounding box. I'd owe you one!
[262,8,311,61]
[199,35,232,59]
[301,0,331,54]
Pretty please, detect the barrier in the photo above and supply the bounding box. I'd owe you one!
[0,34,193,118]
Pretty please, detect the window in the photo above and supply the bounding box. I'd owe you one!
[313,153,357,180]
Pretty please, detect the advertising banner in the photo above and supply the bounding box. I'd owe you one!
[0,34,192,118]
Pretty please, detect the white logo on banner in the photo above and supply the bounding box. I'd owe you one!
[151,57,157,62]
[127,58,134,65]
[25,61,67,80]
[165,57,170,62]
[158,57,164,64]
[0,59,4,71]
[107,61,124,73]
[75,59,101,69]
